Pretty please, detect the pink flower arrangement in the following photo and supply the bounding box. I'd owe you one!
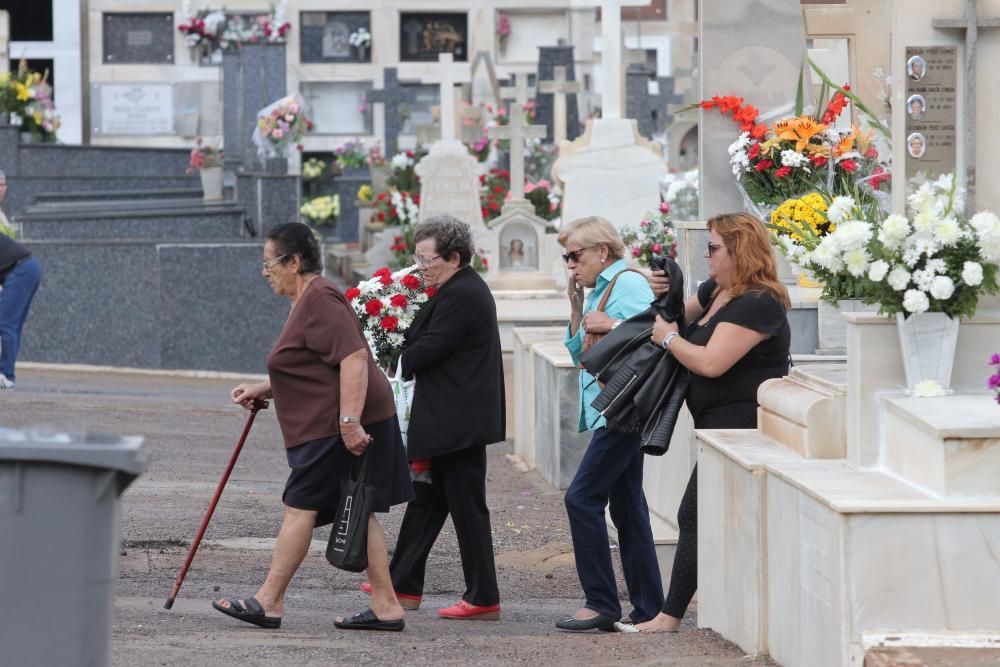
[989,353,1000,404]
[186,137,223,174]
[253,95,312,158]
[496,13,512,38]
[621,203,678,268]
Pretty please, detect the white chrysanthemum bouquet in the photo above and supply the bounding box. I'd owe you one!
[344,266,436,370]
[795,173,999,319]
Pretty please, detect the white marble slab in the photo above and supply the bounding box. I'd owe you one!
[511,326,567,470]
[531,340,591,489]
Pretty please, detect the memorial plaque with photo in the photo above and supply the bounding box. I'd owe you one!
[904,46,957,179]
[102,13,174,64]
[300,11,371,63]
[302,81,374,135]
[91,83,175,135]
[400,12,468,62]
[399,84,440,136]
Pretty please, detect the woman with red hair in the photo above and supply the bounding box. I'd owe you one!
[621,212,791,633]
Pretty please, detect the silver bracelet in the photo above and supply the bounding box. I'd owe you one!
[661,331,679,351]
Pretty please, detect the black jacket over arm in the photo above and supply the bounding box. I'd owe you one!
[401,266,506,460]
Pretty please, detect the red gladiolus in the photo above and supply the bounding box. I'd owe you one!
[390,294,408,308]
[345,287,361,300]
[365,299,384,316]
[401,274,420,289]
[774,166,792,179]
[754,160,773,172]
[748,142,760,160]
[750,123,768,140]
[840,159,858,173]
[424,286,438,298]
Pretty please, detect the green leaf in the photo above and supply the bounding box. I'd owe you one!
[795,62,805,117]
[808,57,891,140]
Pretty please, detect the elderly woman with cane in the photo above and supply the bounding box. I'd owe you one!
[554,215,664,632]
[617,212,791,633]
[214,222,413,631]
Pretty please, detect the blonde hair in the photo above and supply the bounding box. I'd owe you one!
[557,216,625,260]
[707,212,791,309]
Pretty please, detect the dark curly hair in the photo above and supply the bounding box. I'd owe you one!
[413,215,475,267]
[266,222,323,274]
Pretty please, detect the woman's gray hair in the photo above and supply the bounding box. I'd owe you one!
[413,215,475,267]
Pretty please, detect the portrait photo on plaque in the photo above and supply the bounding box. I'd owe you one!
[399,12,468,61]
[907,55,926,81]
[906,94,926,121]
[907,132,926,159]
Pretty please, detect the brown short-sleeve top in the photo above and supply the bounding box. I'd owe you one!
[266,277,396,448]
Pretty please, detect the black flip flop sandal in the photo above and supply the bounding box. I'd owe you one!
[212,596,282,629]
[334,608,405,632]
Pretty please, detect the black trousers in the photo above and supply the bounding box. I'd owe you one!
[662,465,697,618]
[389,445,500,606]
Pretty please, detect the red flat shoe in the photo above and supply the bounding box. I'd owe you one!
[360,581,421,610]
[438,599,501,621]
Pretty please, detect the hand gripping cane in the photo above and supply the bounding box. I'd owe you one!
[164,399,268,610]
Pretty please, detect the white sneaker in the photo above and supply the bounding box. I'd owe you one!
[0,374,14,389]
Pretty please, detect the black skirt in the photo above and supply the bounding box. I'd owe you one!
[283,417,415,527]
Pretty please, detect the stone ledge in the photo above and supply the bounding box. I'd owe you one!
[883,395,1000,439]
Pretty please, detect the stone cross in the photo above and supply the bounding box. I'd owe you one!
[570,0,653,119]
[654,76,686,128]
[538,66,582,144]
[366,68,419,155]
[500,75,533,109]
[488,104,547,201]
[436,53,459,143]
[932,0,1000,212]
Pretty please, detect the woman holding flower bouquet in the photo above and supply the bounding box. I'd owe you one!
[620,212,791,633]
[362,215,506,621]
[216,223,414,632]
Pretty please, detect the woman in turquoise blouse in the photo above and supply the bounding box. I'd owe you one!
[555,216,663,632]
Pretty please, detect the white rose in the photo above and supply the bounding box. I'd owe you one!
[929,275,955,300]
[887,266,912,291]
[868,260,890,282]
[902,289,930,314]
[962,261,984,286]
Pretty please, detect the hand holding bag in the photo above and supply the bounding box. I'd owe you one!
[581,268,645,354]
[326,439,376,572]
[388,357,415,449]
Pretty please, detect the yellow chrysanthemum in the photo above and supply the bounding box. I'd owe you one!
[770,193,831,243]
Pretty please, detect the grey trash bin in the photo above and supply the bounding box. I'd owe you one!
[0,429,147,667]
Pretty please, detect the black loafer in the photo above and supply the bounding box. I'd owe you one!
[555,612,617,632]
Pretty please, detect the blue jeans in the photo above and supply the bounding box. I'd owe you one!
[0,256,42,381]
[564,427,663,621]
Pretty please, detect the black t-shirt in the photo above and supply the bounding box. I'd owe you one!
[684,279,790,429]
[0,236,30,281]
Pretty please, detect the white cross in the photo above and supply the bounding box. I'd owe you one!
[570,0,652,119]
[538,66,582,144]
[932,0,1000,212]
[500,75,533,108]
[437,53,459,143]
[488,104,547,201]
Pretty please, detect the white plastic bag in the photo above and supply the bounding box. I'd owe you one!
[388,357,415,448]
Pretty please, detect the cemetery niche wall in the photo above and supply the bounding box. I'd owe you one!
[400,12,468,62]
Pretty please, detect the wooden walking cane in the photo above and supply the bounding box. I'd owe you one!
[164,399,268,610]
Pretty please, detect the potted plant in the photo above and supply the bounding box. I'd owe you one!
[187,137,224,200]
[332,139,368,178]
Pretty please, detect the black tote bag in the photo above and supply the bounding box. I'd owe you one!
[326,441,375,572]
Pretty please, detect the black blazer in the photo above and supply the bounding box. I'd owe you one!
[401,266,506,460]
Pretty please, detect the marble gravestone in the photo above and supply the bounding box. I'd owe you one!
[415,55,485,242]
[538,66,582,146]
[625,64,686,139]
[699,0,806,218]
[366,68,420,155]
[553,0,665,232]
[534,46,581,143]
[485,104,559,288]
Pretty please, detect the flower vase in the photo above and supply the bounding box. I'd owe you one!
[200,167,224,201]
[896,312,960,394]
[356,44,369,62]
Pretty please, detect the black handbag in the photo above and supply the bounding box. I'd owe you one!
[326,442,375,572]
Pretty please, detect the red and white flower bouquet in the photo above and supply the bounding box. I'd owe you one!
[345,265,437,370]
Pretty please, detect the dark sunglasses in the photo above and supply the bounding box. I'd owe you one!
[707,242,724,257]
[562,247,593,264]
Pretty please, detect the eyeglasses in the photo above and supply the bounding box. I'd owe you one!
[707,242,724,257]
[412,254,442,267]
[562,247,593,264]
[262,254,287,271]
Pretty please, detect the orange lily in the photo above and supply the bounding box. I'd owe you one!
[774,115,828,152]
[832,128,858,158]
